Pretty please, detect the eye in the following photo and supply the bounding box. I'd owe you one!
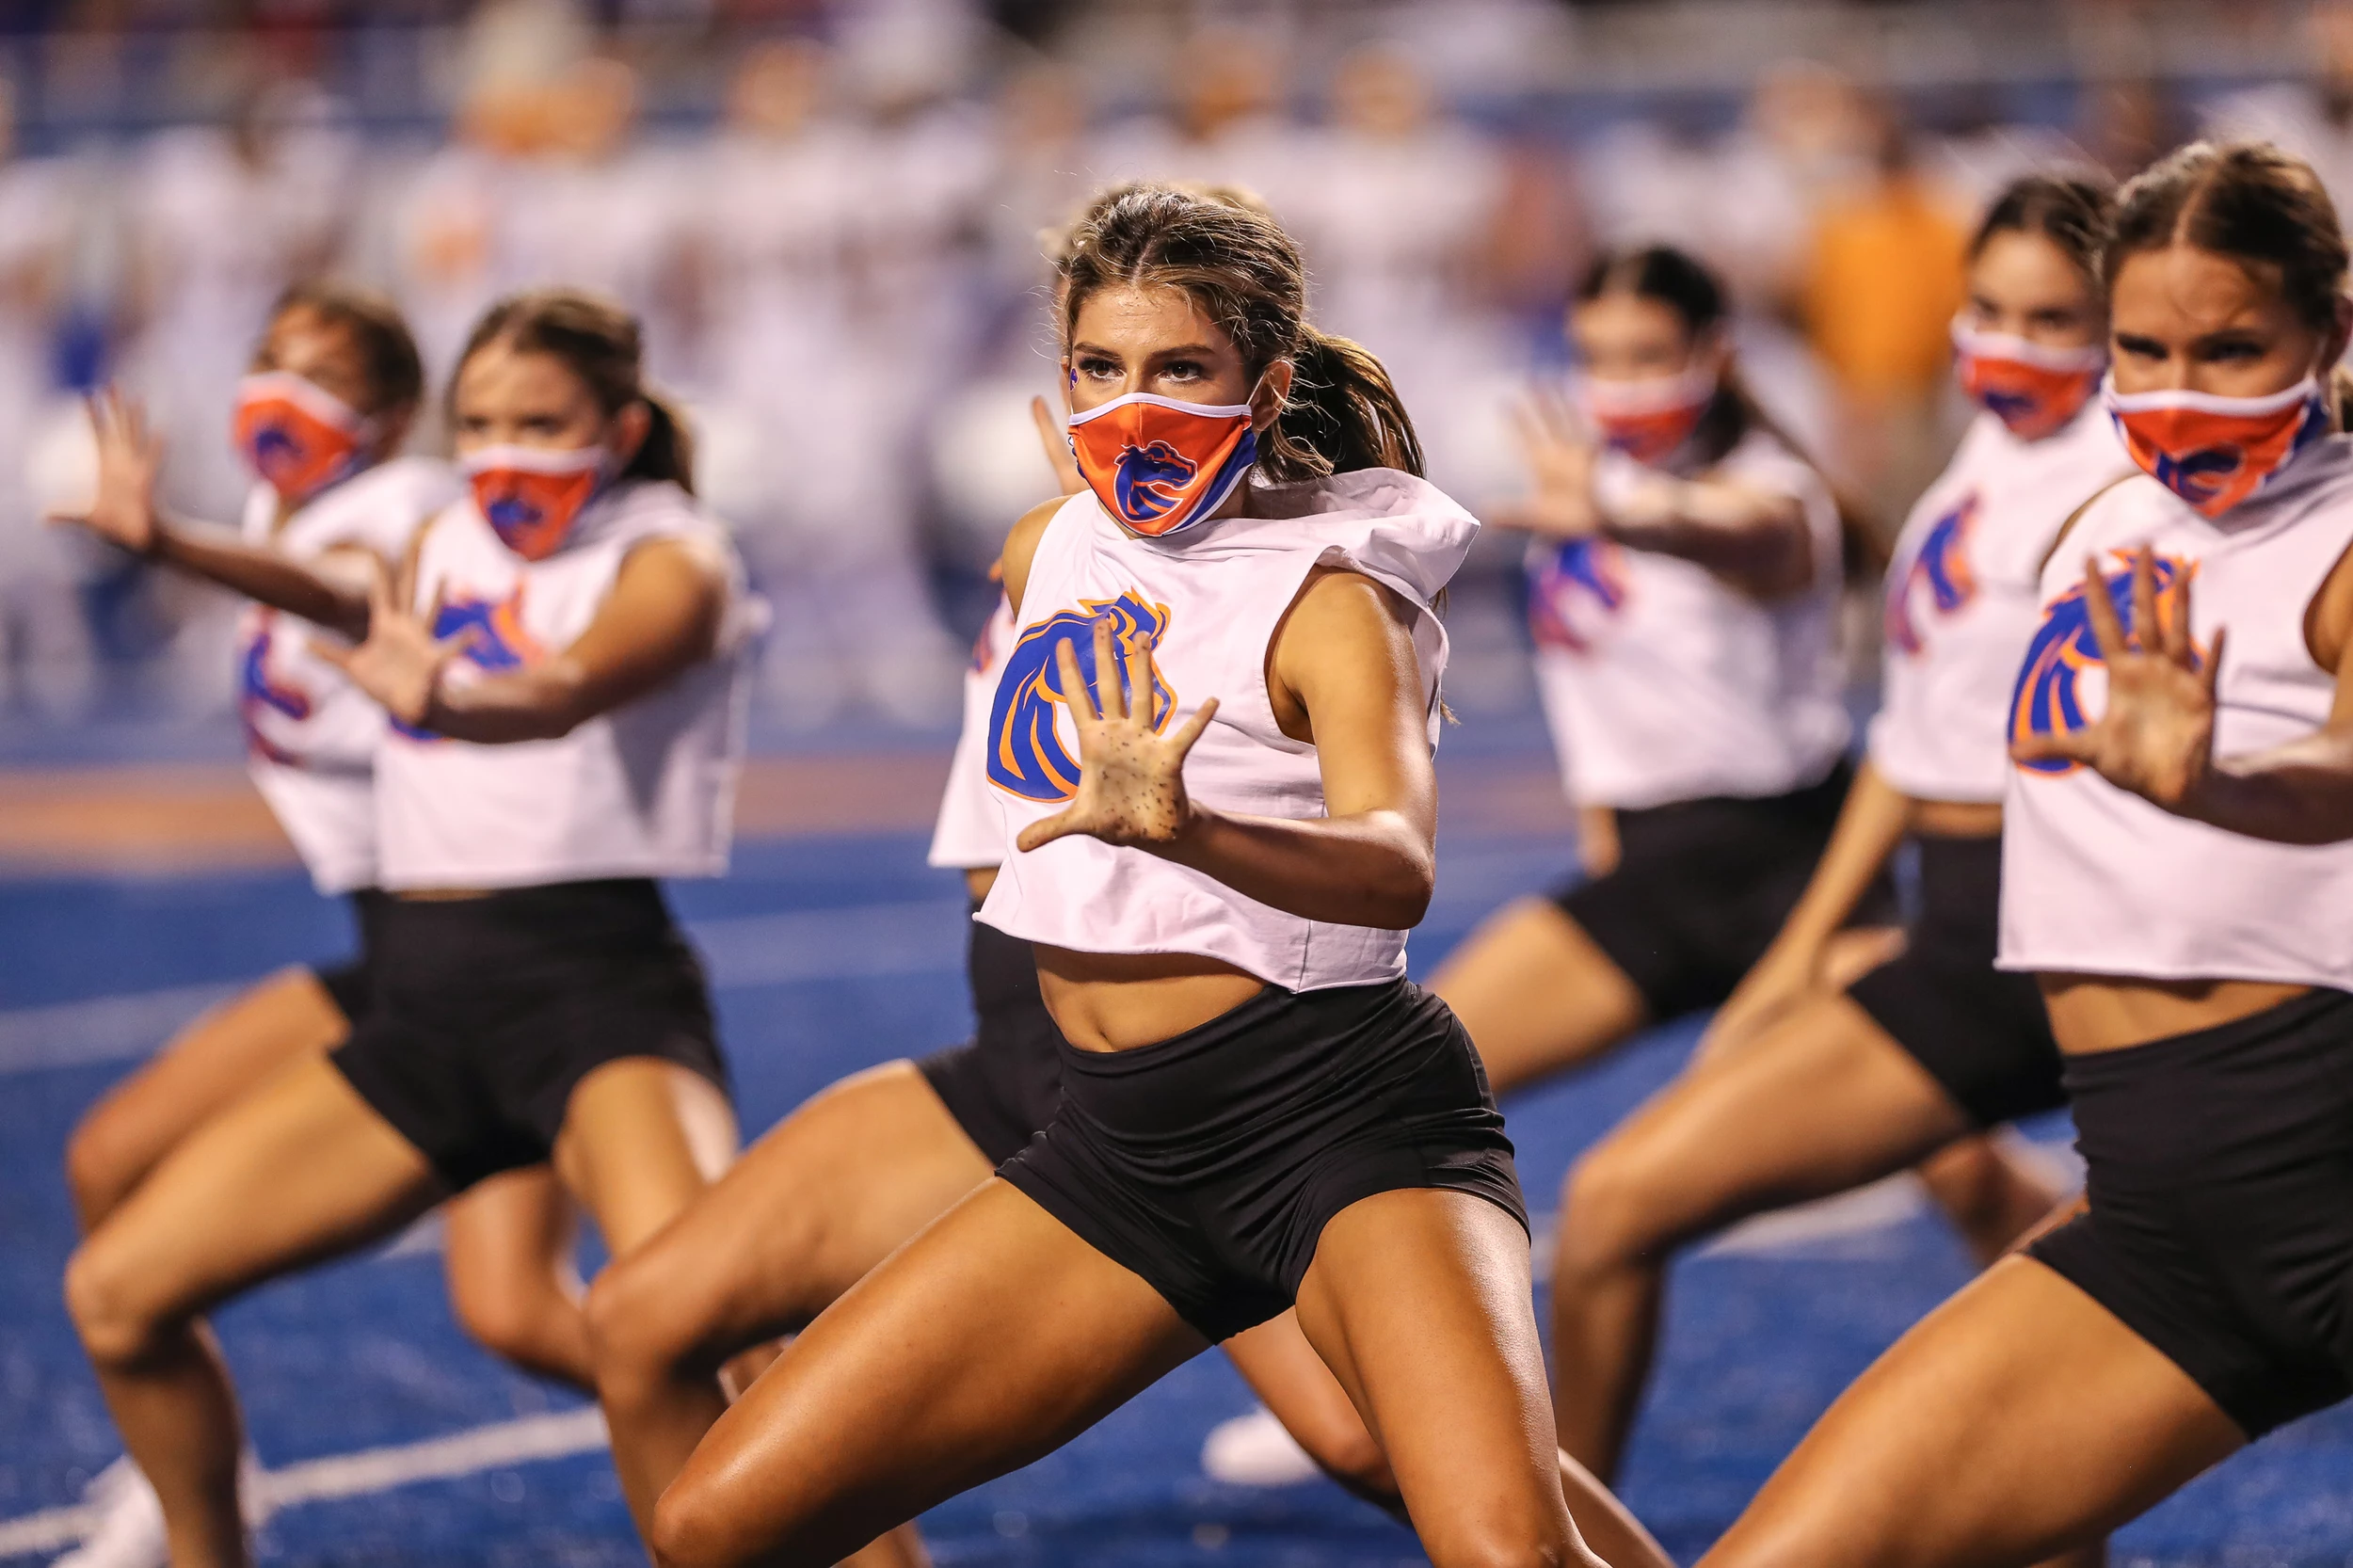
[1076,355,1119,379]
[2199,339,2264,363]
[2113,333,2167,360]
[1160,360,1204,380]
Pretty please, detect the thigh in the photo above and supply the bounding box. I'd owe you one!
[443,1165,578,1291]
[1430,897,1648,1095]
[554,1058,738,1256]
[76,1054,443,1324]
[1702,1256,2244,1568]
[1579,993,1975,1254]
[656,1178,1206,1568]
[71,968,349,1218]
[615,1061,993,1349]
[1291,1188,1576,1564]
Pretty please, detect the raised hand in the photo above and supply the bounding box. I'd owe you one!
[311,562,476,730]
[1016,616,1219,854]
[2011,546,2224,809]
[1496,385,1603,538]
[1032,393,1084,496]
[49,387,163,555]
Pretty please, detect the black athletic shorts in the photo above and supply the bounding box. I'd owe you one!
[311,888,393,1023]
[1554,758,1896,1020]
[1001,979,1526,1344]
[915,918,1064,1164]
[330,879,729,1192]
[1847,833,2063,1128]
[2027,988,2353,1437]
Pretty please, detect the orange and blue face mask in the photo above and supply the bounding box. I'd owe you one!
[1575,366,1716,467]
[2104,375,2328,519]
[460,444,606,561]
[1951,320,2104,440]
[232,373,374,504]
[1066,392,1258,537]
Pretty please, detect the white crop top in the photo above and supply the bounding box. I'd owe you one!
[376,479,755,891]
[1999,438,2353,988]
[1870,405,2132,804]
[237,457,461,895]
[979,469,1477,991]
[928,594,1017,872]
[1526,428,1849,809]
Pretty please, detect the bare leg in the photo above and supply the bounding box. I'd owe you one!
[1431,898,1648,1095]
[1914,1136,2071,1267]
[443,1167,594,1389]
[588,1062,989,1532]
[1290,1189,1594,1567]
[64,968,346,1226]
[552,1057,737,1256]
[1700,1257,2240,1568]
[1551,993,1974,1479]
[65,1058,444,1568]
[649,1180,1207,1568]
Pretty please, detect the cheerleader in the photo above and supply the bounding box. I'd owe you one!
[644,182,1631,1568]
[1432,244,1889,1099]
[50,282,594,1566]
[61,288,748,1568]
[1701,141,2353,1568]
[1543,175,2133,1479]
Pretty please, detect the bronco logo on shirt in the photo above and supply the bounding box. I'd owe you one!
[238,611,312,766]
[1528,539,1629,653]
[392,584,545,739]
[1885,496,1978,656]
[2009,549,2197,775]
[988,591,1176,803]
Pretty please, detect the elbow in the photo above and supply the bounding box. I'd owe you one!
[1369,849,1436,931]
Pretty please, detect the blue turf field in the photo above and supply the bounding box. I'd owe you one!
[4,825,2351,1566]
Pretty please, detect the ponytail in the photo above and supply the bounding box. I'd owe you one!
[452,286,695,494]
[626,389,696,495]
[1267,327,1425,481]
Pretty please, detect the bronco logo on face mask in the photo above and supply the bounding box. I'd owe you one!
[987,591,1176,803]
[1067,392,1259,537]
[1885,496,1978,656]
[2009,549,2198,775]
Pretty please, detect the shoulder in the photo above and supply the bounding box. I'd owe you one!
[1000,493,1082,616]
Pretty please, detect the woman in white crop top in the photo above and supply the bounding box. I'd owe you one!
[49,282,601,1564]
[1698,142,2353,1568]
[63,290,745,1567]
[1538,174,2135,1484]
[649,185,1660,1568]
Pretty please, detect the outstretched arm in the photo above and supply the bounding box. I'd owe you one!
[2014,545,2353,843]
[317,537,727,745]
[48,389,376,639]
[1016,570,1437,930]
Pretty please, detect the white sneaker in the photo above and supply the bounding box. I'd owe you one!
[53,1451,272,1568]
[1201,1407,1321,1487]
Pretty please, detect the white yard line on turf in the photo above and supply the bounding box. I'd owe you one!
[0,899,968,1078]
[0,1409,611,1560]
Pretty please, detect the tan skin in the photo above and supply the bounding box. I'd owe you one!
[1545,230,2110,1489]
[60,338,738,1568]
[53,306,596,1393]
[647,283,1624,1568]
[1697,239,2353,1568]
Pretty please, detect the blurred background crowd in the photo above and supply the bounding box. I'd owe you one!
[0,0,2341,743]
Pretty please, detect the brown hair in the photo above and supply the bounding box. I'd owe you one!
[1057,182,1423,482]
[2107,140,2351,429]
[1577,243,1887,578]
[1969,170,2114,281]
[270,279,425,419]
[451,287,695,492]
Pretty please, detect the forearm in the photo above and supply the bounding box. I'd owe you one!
[1600,479,1807,587]
[152,519,370,639]
[1763,760,1912,955]
[419,661,598,744]
[2181,731,2353,843]
[1153,806,1435,929]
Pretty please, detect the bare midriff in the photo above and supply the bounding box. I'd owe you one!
[2041,972,2311,1055]
[1034,944,1268,1053]
[1911,798,2004,839]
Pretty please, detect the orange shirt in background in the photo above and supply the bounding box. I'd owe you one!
[1801,176,1968,400]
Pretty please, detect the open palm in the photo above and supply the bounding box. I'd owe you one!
[1016,616,1218,853]
[49,388,163,555]
[312,564,477,730]
[1497,386,1603,538]
[2012,547,2222,809]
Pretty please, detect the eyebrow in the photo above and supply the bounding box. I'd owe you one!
[1067,342,1226,360]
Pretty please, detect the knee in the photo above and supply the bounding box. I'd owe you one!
[585,1253,712,1400]
[450,1266,572,1370]
[1555,1144,1669,1286]
[64,1235,172,1368]
[1296,1418,1399,1508]
[649,1473,755,1568]
[1424,1521,1582,1568]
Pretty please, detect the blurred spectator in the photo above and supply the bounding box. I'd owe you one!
[1798,109,1969,515]
[1095,27,1313,218]
[1708,61,1877,317]
[2203,0,2353,210]
[395,72,548,388]
[2081,77,2189,182]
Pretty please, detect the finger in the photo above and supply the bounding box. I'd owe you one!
[1510,399,1547,462]
[1054,638,1099,724]
[1092,616,1126,722]
[2011,727,2096,764]
[2201,624,2227,700]
[1534,381,1579,441]
[307,636,355,672]
[366,554,398,621]
[2079,554,2129,665]
[2131,546,2159,657]
[1124,630,1158,729]
[1165,695,1220,758]
[2162,556,2194,664]
[1016,809,1081,854]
